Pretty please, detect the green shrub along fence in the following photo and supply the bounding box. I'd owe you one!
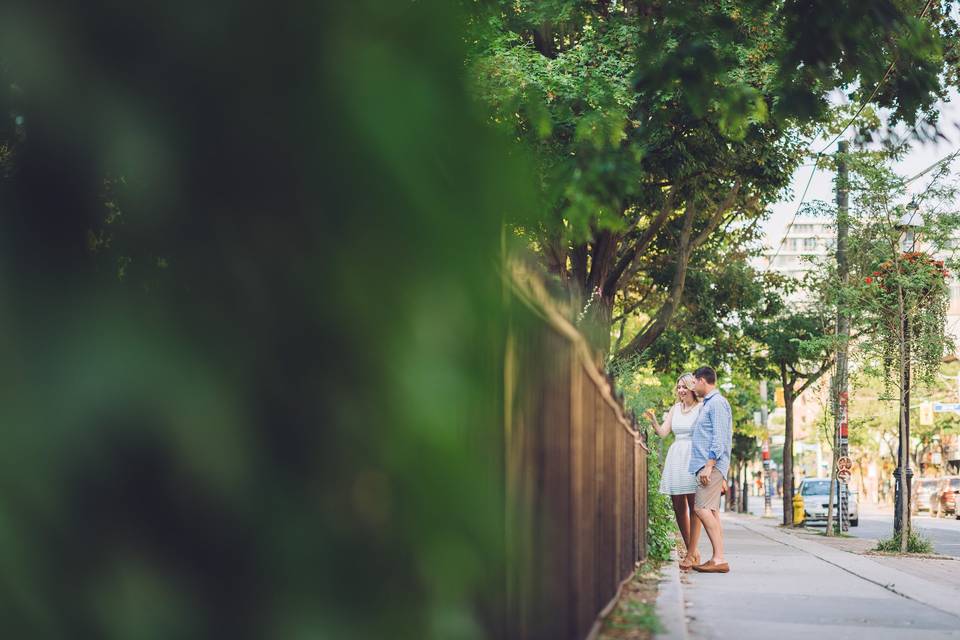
[503,268,650,640]
[645,457,677,562]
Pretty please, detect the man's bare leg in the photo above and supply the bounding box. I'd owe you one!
[694,507,725,564]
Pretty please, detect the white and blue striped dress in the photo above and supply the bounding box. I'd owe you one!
[659,403,702,495]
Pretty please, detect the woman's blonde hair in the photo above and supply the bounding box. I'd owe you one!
[676,373,699,401]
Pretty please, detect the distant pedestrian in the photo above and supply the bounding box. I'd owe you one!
[689,366,733,574]
[646,373,704,570]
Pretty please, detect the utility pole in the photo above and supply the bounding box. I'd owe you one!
[828,141,851,534]
[761,379,772,516]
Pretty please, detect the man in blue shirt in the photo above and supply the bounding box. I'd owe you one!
[688,366,733,573]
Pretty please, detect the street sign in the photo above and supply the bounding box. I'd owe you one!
[837,390,850,533]
[933,402,960,413]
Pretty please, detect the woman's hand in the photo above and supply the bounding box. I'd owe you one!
[646,407,672,438]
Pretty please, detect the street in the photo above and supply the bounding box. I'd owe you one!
[745,495,960,557]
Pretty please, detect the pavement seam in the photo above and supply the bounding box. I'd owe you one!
[654,549,689,640]
[733,515,960,622]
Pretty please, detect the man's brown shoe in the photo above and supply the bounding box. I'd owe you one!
[693,560,729,573]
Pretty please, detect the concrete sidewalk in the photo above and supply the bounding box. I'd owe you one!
[655,512,960,639]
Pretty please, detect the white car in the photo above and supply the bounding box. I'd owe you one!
[799,478,859,527]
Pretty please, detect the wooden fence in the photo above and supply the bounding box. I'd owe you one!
[503,268,649,640]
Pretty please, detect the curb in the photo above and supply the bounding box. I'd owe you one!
[653,549,688,640]
[732,513,960,621]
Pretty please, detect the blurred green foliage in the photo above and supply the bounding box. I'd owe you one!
[0,1,537,638]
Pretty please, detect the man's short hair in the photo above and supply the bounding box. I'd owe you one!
[693,366,717,385]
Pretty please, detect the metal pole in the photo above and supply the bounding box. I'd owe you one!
[894,315,913,538]
[834,140,850,532]
[761,379,772,517]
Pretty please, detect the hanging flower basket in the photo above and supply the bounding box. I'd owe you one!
[865,252,949,296]
[861,251,951,387]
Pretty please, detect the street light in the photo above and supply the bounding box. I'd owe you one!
[899,202,923,252]
[893,206,924,538]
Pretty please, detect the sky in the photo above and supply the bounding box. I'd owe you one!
[762,87,960,249]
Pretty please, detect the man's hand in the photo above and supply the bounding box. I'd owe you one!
[698,462,715,486]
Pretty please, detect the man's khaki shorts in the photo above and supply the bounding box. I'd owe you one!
[694,467,724,511]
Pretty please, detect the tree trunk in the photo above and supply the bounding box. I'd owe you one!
[782,372,795,525]
[532,23,556,58]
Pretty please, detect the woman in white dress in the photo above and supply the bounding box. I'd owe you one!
[645,373,703,569]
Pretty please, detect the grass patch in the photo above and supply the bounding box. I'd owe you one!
[603,600,660,634]
[874,530,934,554]
[598,560,663,639]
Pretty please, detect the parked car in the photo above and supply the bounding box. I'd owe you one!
[912,477,943,513]
[954,477,960,520]
[930,476,960,518]
[799,478,859,526]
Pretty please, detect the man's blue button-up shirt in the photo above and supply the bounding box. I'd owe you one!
[688,389,733,479]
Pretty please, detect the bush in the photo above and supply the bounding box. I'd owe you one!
[874,530,935,554]
[647,458,677,561]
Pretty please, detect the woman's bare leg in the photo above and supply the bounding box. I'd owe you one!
[671,494,690,550]
[686,494,702,561]
[677,494,701,568]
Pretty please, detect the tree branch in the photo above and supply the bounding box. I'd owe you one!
[611,286,654,323]
[797,357,836,395]
[613,201,696,360]
[603,191,675,296]
[691,180,742,249]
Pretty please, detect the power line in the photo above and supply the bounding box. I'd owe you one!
[902,147,960,234]
[765,157,822,270]
[765,0,936,272]
[902,147,960,186]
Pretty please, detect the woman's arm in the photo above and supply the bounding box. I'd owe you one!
[644,404,675,438]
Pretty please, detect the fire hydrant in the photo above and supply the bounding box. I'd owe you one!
[793,493,805,524]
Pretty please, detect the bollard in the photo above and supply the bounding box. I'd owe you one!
[793,493,805,525]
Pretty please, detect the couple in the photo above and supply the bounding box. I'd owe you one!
[646,366,732,573]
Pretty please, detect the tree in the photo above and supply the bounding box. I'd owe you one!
[471,0,960,356]
[834,153,960,550]
[746,280,836,525]
[0,1,534,636]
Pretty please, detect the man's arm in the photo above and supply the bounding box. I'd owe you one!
[708,399,732,463]
[698,403,718,485]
